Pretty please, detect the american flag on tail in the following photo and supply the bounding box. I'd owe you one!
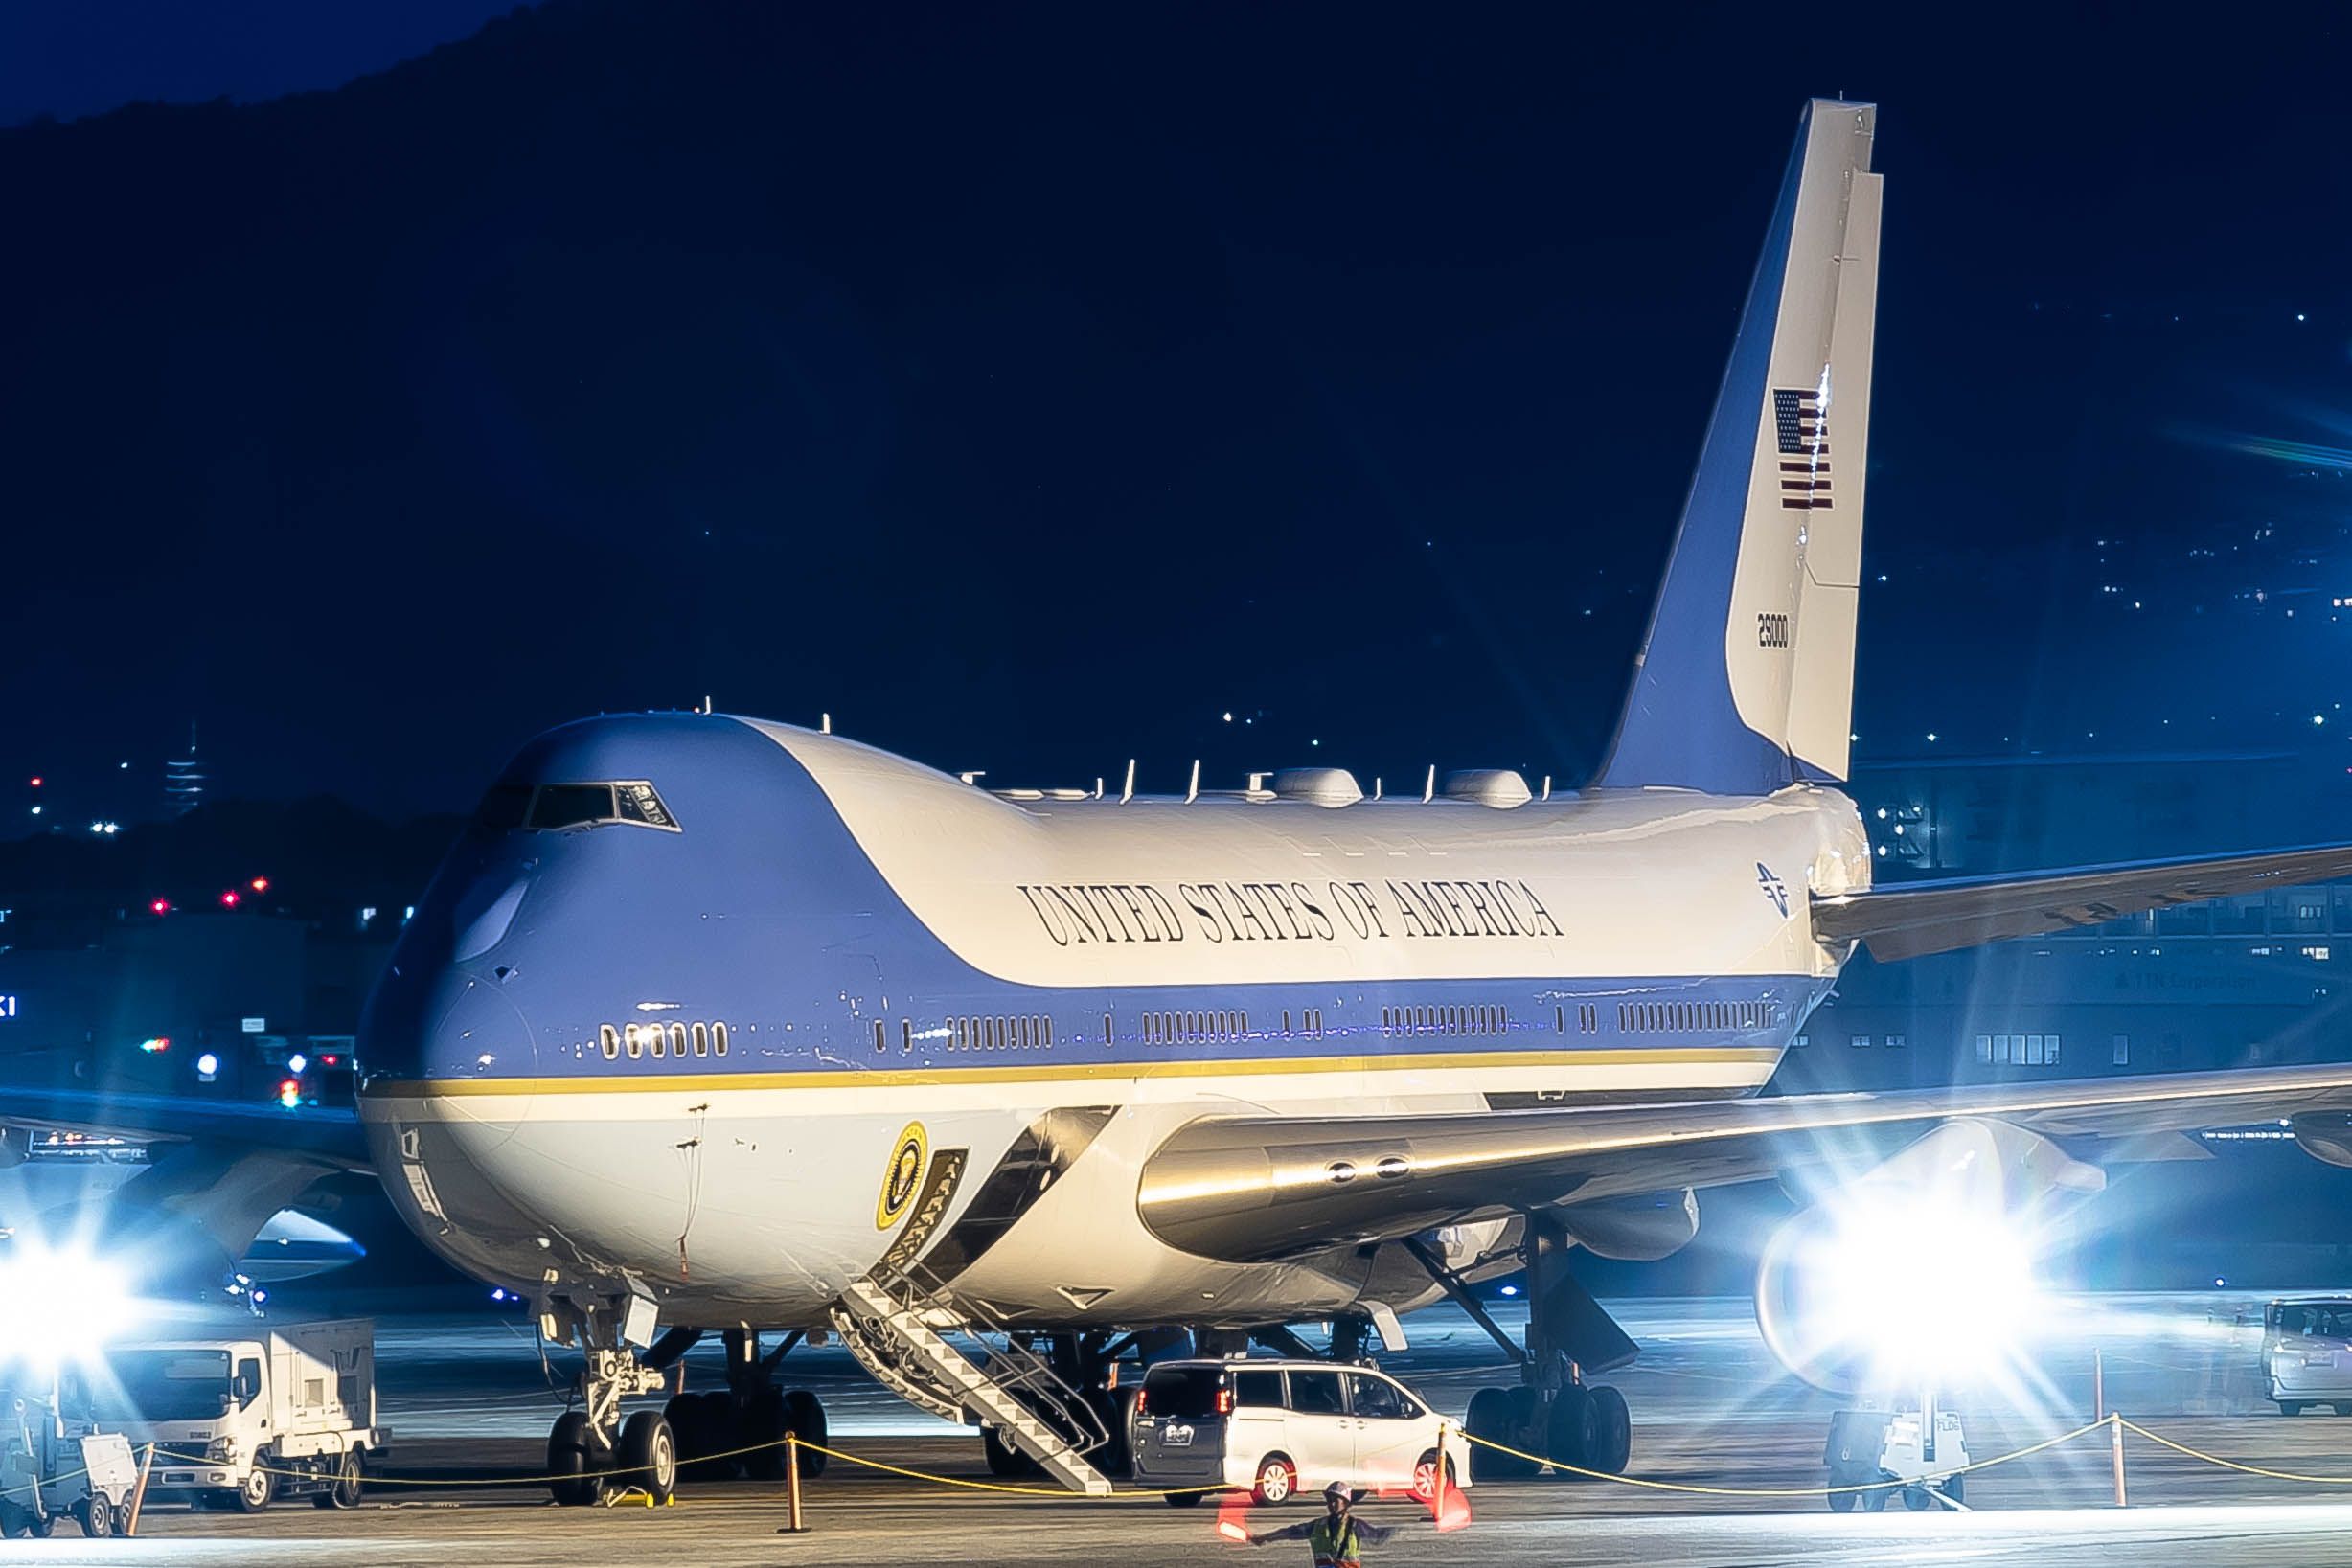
[1773,387,1830,510]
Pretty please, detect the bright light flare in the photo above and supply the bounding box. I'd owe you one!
[0,1243,136,1371]
[1769,1192,2041,1387]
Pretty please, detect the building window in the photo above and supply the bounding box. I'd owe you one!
[1981,1032,2061,1067]
[1850,1034,1871,1050]
[1884,1034,1906,1049]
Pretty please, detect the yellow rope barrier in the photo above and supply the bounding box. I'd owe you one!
[1453,1418,2108,1498]
[2118,1419,2352,1486]
[140,1408,2352,1510]
[793,1440,1222,1499]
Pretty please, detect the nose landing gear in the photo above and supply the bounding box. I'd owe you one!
[546,1339,676,1507]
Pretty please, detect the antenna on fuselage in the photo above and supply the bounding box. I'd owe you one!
[1373,777,1383,800]
[1541,775,1553,801]
[820,713,832,735]
[699,694,712,716]
[1120,759,1136,805]
[959,770,985,785]
[1185,760,1200,804]
[1095,777,1105,800]
[1422,765,1436,804]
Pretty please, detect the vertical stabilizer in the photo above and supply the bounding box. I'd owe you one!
[1595,100,1880,793]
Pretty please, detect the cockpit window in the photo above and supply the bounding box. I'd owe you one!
[530,784,617,829]
[614,782,675,829]
[473,781,680,835]
[474,784,533,833]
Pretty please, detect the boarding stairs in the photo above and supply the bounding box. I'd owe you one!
[829,1274,1116,1495]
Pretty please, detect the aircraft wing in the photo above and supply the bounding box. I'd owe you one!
[1812,843,2352,961]
[0,1084,370,1171]
[1135,1064,2352,1262]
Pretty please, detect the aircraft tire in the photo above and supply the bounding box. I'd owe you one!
[619,1410,677,1504]
[1544,1385,1596,1477]
[1587,1385,1632,1474]
[1466,1387,1535,1482]
[982,1425,1038,1478]
[742,1388,791,1481]
[547,1411,603,1506]
[785,1389,828,1478]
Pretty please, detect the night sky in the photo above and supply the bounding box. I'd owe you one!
[7,3,2352,825]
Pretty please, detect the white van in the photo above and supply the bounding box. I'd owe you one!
[1130,1359,1469,1508]
[2266,1297,2352,1415]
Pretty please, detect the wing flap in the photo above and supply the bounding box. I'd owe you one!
[1137,1063,2352,1262]
[1813,843,2352,960]
[0,1085,369,1170]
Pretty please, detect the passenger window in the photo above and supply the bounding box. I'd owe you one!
[692,1022,709,1057]
[600,1024,620,1060]
[1287,1370,1345,1416]
[1347,1375,1411,1420]
[669,1022,687,1056]
[624,1023,644,1058]
[1235,1370,1284,1409]
[713,1021,729,1056]
[530,784,616,830]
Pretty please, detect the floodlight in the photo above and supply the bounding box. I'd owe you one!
[1761,1190,2039,1389]
[0,1242,135,1370]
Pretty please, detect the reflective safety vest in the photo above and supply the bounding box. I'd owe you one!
[1308,1516,1364,1568]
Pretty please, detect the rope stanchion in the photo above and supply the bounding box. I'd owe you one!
[780,1431,805,1534]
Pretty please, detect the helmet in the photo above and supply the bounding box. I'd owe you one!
[1324,1482,1354,1503]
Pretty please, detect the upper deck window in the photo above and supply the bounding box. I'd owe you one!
[473,781,681,835]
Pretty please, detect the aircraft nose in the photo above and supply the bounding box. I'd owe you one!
[428,971,538,1083]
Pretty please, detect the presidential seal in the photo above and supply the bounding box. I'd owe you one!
[876,1122,928,1230]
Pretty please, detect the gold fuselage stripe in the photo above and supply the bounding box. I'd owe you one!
[360,1045,1781,1100]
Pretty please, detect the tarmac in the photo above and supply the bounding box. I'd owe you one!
[88,1291,2352,1562]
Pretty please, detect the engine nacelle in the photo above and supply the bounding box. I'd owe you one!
[1755,1118,2102,1396]
[1560,1188,1701,1262]
[2293,1112,2352,1169]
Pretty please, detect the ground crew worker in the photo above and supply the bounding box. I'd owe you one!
[1245,1481,1399,1566]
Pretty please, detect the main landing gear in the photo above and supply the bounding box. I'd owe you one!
[539,1300,827,1506]
[1407,1212,1636,1483]
[662,1329,829,1485]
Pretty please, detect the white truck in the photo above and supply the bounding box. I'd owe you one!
[98,1317,384,1511]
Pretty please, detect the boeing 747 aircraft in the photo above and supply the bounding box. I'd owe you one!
[17,99,2352,1505]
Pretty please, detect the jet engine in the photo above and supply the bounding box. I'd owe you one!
[1754,1118,2102,1395]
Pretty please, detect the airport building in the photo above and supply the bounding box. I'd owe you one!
[1783,750,2352,1093]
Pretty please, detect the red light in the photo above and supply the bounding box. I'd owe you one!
[250,877,270,894]
[219,890,240,908]
[321,1054,340,1066]
[1215,1387,1234,1415]
[1133,1389,1147,1417]
[27,778,39,788]
[148,898,171,916]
